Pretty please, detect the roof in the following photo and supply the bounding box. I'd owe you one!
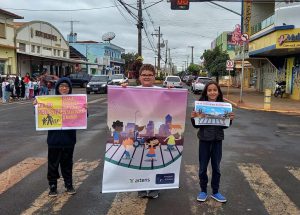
[69,46,87,61]
[76,40,100,44]
[13,22,27,29]
[0,9,23,19]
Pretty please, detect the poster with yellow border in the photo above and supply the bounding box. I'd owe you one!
[35,94,87,130]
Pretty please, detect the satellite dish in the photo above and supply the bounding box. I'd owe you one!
[102,32,116,42]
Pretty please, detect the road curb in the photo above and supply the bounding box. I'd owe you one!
[224,98,300,115]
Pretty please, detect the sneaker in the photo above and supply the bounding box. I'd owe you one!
[48,185,57,197]
[66,186,76,195]
[138,191,148,198]
[211,193,227,203]
[147,190,159,199]
[197,192,208,202]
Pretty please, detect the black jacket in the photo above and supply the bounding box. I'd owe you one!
[47,77,77,148]
[191,118,231,141]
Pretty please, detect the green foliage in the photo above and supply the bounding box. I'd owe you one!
[187,64,201,76]
[121,52,139,72]
[201,47,230,83]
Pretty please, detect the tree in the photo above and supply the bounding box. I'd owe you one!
[187,64,201,76]
[201,47,229,83]
[121,52,139,73]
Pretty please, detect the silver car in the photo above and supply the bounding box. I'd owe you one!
[163,76,183,88]
[191,77,212,94]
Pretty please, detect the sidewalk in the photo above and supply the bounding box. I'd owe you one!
[222,87,300,114]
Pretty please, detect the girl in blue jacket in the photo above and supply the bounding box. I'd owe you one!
[191,81,234,203]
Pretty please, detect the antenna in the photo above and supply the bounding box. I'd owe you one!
[65,20,80,34]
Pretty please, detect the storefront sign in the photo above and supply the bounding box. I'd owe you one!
[277,33,300,48]
[243,0,252,35]
[35,30,57,41]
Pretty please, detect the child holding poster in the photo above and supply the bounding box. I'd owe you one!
[191,81,235,203]
[34,77,81,197]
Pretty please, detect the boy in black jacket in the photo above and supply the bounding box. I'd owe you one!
[35,77,77,197]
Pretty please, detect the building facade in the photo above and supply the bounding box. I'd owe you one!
[15,20,80,77]
[246,0,300,100]
[0,9,23,76]
[69,34,125,75]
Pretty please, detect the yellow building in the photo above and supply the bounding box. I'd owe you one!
[242,1,300,100]
[0,9,23,76]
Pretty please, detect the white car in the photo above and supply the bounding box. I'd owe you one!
[191,77,212,94]
[110,74,128,85]
[163,76,183,88]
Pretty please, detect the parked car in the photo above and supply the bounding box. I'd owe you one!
[86,75,110,94]
[163,76,183,88]
[191,77,212,94]
[69,72,91,88]
[110,74,128,85]
[186,75,197,86]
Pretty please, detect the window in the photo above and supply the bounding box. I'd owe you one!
[0,60,5,74]
[31,45,35,53]
[57,50,61,56]
[63,51,67,57]
[53,49,57,56]
[19,43,26,52]
[37,46,41,53]
[0,23,6,38]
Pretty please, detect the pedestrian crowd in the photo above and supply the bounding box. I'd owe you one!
[1,70,58,103]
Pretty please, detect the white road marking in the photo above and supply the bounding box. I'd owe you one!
[107,192,148,215]
[0,157,47,195]
[21,160,100,215]
[238,163,300,215]
[287,166,300,181]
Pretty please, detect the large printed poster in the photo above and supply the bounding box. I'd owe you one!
[194,101,232,127]
[35,94,87,130]
[102,86,188,193]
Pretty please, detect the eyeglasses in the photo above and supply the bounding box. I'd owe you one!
[140,74,154,77]
[59,85,70,89]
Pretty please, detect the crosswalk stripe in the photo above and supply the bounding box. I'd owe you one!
[107,192,148,215]
[0,157,47,195]
[184,164,222,215]
[21,160,100,215]
[238,163,300,215]
[287,166,300,181]
[88,98,106,104]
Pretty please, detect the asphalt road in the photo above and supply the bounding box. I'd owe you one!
[0,87,299,215]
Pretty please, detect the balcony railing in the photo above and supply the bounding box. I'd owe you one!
[251,15,275,35]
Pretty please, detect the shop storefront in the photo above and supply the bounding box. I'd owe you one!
[15,21,79,77]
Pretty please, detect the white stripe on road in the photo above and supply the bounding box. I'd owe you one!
[21,160,100,215]
[238,163,300,215]
[88,98,106,104]
[184,164,222,215]
[0,157,47,195]
[107,192,148,215]
[287,166,300,181]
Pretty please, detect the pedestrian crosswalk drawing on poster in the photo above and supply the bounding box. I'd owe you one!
[105,143,183,170]
[0,156,300,214]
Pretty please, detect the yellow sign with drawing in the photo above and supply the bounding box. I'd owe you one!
[276,29,300,49]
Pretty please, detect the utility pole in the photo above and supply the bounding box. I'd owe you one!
[152,26,162,70]
[165,40,168,69]
[137,0,143,56]
[154,56,157,69]
[188,46,194,64]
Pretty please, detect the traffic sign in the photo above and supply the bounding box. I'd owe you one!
[226,60,234,71]
[241,33,249,42]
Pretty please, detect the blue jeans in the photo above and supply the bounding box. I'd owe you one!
[198,140,222,194]
[40,86,49,95]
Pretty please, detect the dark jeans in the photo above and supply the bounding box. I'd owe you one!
[48,147,74,187]
[198,140,222,194]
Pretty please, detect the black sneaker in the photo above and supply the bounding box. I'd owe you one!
[138,191,148,198]
[147,190,159,199]
[48,185,57,197]
[66,186,76,195]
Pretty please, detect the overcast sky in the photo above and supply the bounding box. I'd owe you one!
[2,0,241,70]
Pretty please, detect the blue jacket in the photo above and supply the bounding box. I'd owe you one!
[47,77,77,148]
